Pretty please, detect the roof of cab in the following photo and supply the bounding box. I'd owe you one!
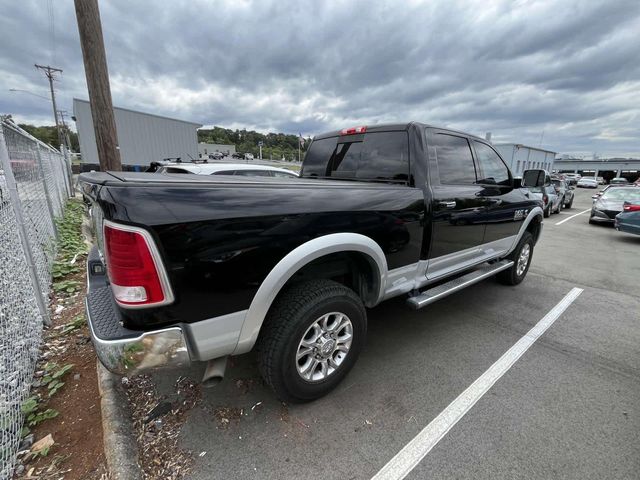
[312,121,486,142]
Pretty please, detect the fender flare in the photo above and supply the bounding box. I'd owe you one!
[232,233,387,354]
[506,206,544,255]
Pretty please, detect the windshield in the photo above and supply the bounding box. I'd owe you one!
[601,188,640,201]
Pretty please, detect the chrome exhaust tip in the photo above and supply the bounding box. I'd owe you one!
[202,356,228,388]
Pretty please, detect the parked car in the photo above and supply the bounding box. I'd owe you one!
[551,177,574,209]
[231,152,245,159]
[577,177,598,188]
[529,183,561,217]
[590,187,640,224]
[562,173,580,186]
[80,122,546,402]
[208,152,225,160]
[592,184,637,202]
[597,176,605,185]
[154,162,299,178]
[610,177,629,185]
[615,202,640,236]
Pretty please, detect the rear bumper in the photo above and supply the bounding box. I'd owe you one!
[615,219,640,235]
[85,247,191,375]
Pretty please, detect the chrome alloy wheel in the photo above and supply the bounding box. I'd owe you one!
[296,312,353,382]
[516,243,531,277]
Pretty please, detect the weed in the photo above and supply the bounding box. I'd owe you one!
[60,314,85,335]
[53,279,81,294]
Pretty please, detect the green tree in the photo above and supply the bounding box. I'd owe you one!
[197,127,308,160]
[18,124,79,152]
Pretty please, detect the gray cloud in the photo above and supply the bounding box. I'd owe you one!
[1,0,639,157]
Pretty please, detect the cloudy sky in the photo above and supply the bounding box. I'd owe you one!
[1,0,639,157]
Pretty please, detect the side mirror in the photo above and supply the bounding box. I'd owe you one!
[522,169,547,188]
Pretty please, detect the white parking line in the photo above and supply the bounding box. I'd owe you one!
[555,208,591,225]
[371,287,584,480]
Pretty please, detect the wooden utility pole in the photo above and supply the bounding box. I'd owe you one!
[34,64,63,147]
[73,0,121,171]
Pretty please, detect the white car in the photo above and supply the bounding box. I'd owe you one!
[155,162,299,178]
[577,177,598,188]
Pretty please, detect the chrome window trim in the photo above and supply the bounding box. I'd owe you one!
[102,219,175,309]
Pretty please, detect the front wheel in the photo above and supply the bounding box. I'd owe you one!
[566,196,573,209]
[257,279,367,403]
[497,231,534,286]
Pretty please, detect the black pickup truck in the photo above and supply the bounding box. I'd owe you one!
[81,122,546,402]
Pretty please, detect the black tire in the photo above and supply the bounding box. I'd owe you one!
[566,197,573,209]
[497,231,534,286]
[256,279,366,403]
[543,205,550,218]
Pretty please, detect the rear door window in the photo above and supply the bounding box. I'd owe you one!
[431,134,477,184]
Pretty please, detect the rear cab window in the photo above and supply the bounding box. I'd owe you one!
[301,130,410,184]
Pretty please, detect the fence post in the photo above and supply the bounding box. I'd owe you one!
[0,125,51,326]
[61,144,75,197]
[35,145,59,238]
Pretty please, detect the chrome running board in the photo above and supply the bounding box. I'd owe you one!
[406,260,514,310]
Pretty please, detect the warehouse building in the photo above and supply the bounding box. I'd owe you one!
[493,144,556,177]
[73,98,202,170]
[554,158,640,183]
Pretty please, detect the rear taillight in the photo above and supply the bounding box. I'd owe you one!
[103,221,173,307]
[623,203,640,212]
[543,194,549,205]
[340,125,367,135]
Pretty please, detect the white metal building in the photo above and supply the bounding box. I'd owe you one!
[198,143,236,157]
[73,98,202,168]
[494,144,556,177]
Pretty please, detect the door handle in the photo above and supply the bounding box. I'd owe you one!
[438,201,457,209]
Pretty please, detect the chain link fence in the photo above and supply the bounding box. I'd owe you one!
[0,120,72,479]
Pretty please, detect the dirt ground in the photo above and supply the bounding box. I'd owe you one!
[14,263,108,479]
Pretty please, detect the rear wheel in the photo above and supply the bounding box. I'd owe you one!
[257,279,367,403]
[543,204,550,218]
[566,196,573,209]
[497,231,534,286]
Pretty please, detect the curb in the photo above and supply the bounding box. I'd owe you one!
[96,361,143,480]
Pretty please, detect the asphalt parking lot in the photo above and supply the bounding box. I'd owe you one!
[152,188,640,480]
